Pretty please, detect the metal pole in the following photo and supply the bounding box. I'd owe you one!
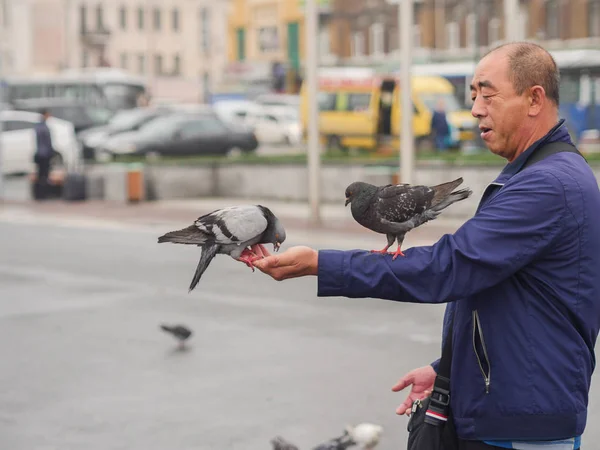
[399,0,414,185]
[306,0,321,223]
[0,25,5,200]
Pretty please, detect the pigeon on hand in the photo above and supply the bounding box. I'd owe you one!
[343,423,383,450]
[157,205,286,292]
[160,324,192,349]
[345,178,472,259]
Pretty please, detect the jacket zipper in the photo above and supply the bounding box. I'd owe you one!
[472,310,491,393]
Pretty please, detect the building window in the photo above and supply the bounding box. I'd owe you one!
[79,4,87,34]
[413,24,421,49]
[446,22,459,50]
[172,8,179,31]
[545,0,560,39]
[351,31,364,57]
[120,53,127,69]
[173,54,181,75]
[137,7,144,30]
[138,54,145,74]
[466,13,476,49]
[153,7,161,30]
[95,4,103,30]
[1,0,9,27]
[590,1,600,37]
[369,23,384,57]
[200,8,210,53]
[154,54,163,75]
[318,25,330,57]
[488,17,501,44]
[119,6,126,30]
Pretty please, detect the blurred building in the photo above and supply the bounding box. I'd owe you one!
[0,0,229,103]
[227,0,328,94]
[327,0,600,65]
[71,0,230,103]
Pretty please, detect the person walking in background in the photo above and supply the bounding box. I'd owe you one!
[33,109,54,200]
[430,99,450,151]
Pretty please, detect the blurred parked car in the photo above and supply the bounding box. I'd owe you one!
[78,106,172,160]
[0,110,79,175]
[13,98,114,134]
[245,106,301,145]
[96,112,258,160]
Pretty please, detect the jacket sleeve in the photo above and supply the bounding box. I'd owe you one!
[317,169,567,304]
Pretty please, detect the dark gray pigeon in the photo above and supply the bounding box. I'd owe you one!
[160,324,192,349]
[345,177,472,259]
[157,205,286,292]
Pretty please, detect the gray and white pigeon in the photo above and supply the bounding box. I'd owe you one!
[160,324,192,349]
[157,205,286,292]
[345,177,472,259]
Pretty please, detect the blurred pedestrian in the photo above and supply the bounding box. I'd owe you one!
[33,109,54,200]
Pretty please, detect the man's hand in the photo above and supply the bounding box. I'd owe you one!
[251,246,318,281]
[391,365,437,416]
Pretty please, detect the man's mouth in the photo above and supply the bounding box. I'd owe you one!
[479,126,492,139]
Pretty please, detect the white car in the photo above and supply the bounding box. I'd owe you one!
[246,106,302,145]
[0,110,80,175]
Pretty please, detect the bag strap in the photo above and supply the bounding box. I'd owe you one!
[424,308,454,426]
[518,141,586,173]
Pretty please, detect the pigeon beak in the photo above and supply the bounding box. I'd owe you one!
[274,242,281,252]
[345,198,350,207]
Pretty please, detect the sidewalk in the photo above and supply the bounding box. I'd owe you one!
[0,197,466,248]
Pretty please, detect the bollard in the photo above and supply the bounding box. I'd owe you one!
[126,163,145,203]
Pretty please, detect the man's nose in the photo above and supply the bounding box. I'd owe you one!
[471,95,486,119]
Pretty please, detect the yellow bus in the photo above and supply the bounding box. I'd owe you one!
[299,70,476,152]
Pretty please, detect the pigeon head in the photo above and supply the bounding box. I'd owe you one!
[345,181,377,207]
[258,205,287,252]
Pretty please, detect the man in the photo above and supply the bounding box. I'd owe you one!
[248,42,600,449]
[430,98,450,151]
[33,109,54,199]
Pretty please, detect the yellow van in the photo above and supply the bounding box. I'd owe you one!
[299,72,476,152]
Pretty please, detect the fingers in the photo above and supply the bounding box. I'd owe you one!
[391,372,414,392]
[253,255,280,272]
[396,396,414,416]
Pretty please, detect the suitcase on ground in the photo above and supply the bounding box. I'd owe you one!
[62,172,87,201]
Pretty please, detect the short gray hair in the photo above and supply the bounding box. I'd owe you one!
[485,42,560,106]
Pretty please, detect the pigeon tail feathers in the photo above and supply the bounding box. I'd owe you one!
[430,187,473,212]
[158,225,206,245]
[430,177,464,206]
[188,244,219,292]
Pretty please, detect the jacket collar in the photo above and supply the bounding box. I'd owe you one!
[494,119,573,183]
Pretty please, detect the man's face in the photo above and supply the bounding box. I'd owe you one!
[470,53,530,161]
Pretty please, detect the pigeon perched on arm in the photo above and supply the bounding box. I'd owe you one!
[345,177,472,259]
[157,205,286,292]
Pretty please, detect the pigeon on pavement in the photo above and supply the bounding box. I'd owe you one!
[343,423,383,450]
[157,205,286,292]
[160,324,192,349]
[345,177,472,259]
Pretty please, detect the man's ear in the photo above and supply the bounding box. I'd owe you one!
[528,85,545,117]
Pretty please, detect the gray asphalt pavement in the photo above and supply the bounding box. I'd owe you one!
[1,212,599,449]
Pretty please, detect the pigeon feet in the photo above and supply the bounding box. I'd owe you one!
[370,245,391,255]
[391,247,406,260]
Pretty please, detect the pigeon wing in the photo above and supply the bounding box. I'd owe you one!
[194,206,268,245]
[375,184,435,224]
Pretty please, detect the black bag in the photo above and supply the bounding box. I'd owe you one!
[406,311,458,450]
[406,140,585,450]
[63,173,87,201]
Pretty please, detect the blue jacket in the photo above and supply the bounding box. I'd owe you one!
[317,120,600,441]
[34,121,54,159]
